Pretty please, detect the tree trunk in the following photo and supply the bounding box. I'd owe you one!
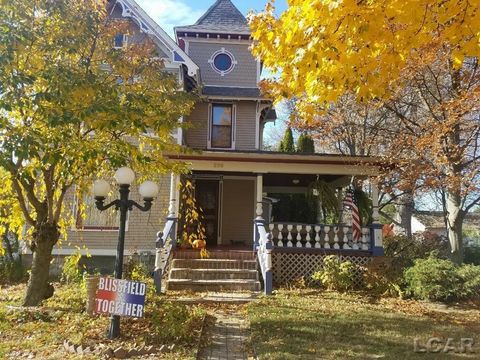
[396,192,415,238]
[3,225,14,262]
[23,223,59,306]
[445,191,464,264]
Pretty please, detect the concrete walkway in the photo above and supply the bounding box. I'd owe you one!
[198,309,250,360]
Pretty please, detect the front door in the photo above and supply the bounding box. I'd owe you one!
[195,179,219,247]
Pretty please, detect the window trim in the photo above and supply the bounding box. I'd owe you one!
[208,48,237,76]
[208,103,236,150]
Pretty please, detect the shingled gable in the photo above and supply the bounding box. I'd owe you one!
[175,0,250,36]
[111,0,199,76]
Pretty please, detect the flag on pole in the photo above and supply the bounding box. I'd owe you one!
[343,188,361,242]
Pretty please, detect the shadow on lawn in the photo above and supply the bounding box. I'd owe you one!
[248,292,480,360]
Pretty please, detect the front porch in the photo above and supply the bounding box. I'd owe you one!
[155,151,385,294]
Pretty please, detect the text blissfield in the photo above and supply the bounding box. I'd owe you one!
[95,277,146,318]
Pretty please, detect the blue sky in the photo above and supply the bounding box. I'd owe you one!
[136,0,287,36]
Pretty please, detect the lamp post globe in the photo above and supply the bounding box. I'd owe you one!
[92,179,110,198]
[139,181,159,199]
[114,167,135,185]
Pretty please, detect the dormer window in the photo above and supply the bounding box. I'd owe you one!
[113,33,127,49]
[209,48,237,76]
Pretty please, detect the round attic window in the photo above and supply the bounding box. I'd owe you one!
[209,48,237,76]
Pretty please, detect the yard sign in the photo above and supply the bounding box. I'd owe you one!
[95,277,146,318]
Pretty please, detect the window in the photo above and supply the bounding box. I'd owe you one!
[113,33,127,49]
[214,53,232,72]
[208,48,237,76]
[75,192,121,230]
[211,104,233,149]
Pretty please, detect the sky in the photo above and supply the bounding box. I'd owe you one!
[135,0,288,37]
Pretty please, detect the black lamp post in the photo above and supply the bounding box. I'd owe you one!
[92,167,159,339]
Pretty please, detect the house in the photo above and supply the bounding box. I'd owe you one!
[46,0,385,294]
[412,211,480,245]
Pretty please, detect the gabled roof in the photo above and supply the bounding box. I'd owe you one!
[112,0,199,77]
[175,0,250,36]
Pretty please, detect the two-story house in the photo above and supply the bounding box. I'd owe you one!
[48,0,385,294]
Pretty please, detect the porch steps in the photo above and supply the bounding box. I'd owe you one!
[166,250,261,292]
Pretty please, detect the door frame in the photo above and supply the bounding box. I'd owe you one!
[193,174,256,246]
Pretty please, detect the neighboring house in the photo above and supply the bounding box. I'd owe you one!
[412,211,480,245]
[40,0,386,293]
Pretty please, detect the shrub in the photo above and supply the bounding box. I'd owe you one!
[150,301,205,343]
[363,257,403,297]
[61,247,89,284]
[464,245,480,265]
[404,254,463,302]
[312,255,357,291]
[0,259,27,284]
[384,233,449,269]
[457,264,480,299]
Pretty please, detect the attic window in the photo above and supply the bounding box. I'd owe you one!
[209,48,237,76]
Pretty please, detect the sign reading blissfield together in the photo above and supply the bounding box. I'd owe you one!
[95,277,146,318]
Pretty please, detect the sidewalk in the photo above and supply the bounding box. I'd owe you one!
[197,309,251,360]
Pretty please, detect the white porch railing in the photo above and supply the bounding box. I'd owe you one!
[268,222,371,251]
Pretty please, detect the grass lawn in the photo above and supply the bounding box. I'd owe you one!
[0,283,205,359]
[247,289,480,359]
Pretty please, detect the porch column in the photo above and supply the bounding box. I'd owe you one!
[168,173,179,219]
[371,184,384,255]
[254,174,264,250]
[255,174,264,220]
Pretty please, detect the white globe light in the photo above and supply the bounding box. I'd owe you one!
[114,167,135,185]
[139,181,159,199]
[92,180,110,198]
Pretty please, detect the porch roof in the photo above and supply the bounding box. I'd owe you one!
[166,150,382,176]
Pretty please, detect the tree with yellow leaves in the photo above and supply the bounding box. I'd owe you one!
[249,0,480,263]
[0,0,195,305]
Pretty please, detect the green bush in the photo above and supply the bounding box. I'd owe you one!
[150,301,205,343]
[61,247,90,284]
[404,254,463,302]
[403,254,480,302]
[312,255,357,291]
[464,245,480,265]
[0,259,27,284]
[457,264,480,299]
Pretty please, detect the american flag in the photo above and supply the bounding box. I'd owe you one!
[343,188,361,242]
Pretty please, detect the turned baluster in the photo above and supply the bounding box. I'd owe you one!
[286,224,293,247]
[314,225,321,248]
[342,226,351,250]
[361,228,369,250]
[351,226,359,250]
[305,225,312,248]
[333,226,340,249]
[277,224,284,247]
[323,225,331,249]
[268,223,275,246]
[295,224,303,247]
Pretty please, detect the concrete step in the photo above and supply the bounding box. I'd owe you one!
[166,279,261,292]
[169,268,258,281]
[171,259,257,270]
[173,249,255,260]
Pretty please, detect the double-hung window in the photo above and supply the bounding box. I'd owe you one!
[210,104,234,149]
